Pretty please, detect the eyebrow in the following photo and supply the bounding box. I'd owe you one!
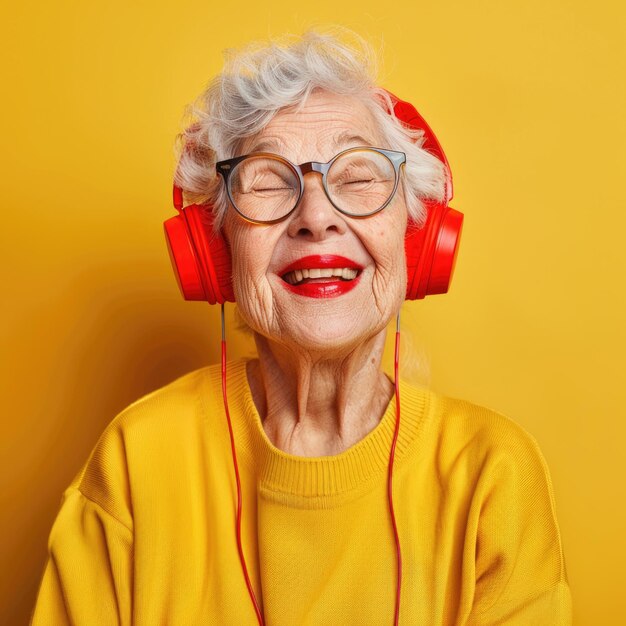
[249,138,282,153]
[247,132,376,159]
[333,132,376,149]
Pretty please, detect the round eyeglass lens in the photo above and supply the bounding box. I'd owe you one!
[229,155,300,222]
[327,149,397,216]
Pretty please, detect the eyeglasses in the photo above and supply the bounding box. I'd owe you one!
[215,147,406,225]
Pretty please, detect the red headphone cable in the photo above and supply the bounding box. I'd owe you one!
[390,311,403,626]
[219,304,403,626]
[220,304,266,625]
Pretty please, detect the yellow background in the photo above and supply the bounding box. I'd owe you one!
[1,1,624,623]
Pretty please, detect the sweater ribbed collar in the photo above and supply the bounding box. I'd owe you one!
[204,359,430,504]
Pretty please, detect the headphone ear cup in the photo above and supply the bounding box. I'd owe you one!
[164,204,235,304]
[390,91,464,299]
[405,201,464,300]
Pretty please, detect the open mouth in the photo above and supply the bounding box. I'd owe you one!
[277,255,364,298]
[281,267,361,286]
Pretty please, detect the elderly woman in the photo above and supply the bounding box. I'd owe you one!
[31,30,572,625]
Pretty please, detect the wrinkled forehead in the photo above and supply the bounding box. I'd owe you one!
[238,91,385,163]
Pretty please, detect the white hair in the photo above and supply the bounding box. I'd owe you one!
[174,28,449,231]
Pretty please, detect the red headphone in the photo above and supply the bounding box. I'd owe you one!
[164,92,464,303]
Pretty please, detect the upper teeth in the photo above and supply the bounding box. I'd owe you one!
[283,267,359,285]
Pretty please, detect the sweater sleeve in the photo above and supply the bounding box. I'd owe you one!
[30,487,134,625]
[466,427,573,625]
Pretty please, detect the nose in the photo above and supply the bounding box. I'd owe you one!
[286,173,347,241]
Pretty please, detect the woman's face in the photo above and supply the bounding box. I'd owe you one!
[222,90,408,355]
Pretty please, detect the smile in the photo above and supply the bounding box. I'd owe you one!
[278,255,364,299]
[282,267,359,285]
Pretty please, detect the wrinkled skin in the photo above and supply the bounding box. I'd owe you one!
[222,90,408,456]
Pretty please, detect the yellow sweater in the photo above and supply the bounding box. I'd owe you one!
[31,359,572,625]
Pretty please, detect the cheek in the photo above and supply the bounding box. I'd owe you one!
[225,227,276,322]
[368,223,408,310]
[225,219,272,281]
[232,240,265,279]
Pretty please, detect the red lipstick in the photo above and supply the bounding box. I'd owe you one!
[278,255,363,274]
[278,254,363,299]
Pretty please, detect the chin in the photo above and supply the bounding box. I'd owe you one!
[282,313,390,358]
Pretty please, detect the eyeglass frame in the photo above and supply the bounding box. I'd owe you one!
[215,146,407,225]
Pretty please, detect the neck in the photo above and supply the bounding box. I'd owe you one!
[246,329,394,457]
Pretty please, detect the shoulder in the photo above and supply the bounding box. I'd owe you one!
[418,387,556,487]
[71,361,227,528]
[93,361,218,446]
[417,389,565,556]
